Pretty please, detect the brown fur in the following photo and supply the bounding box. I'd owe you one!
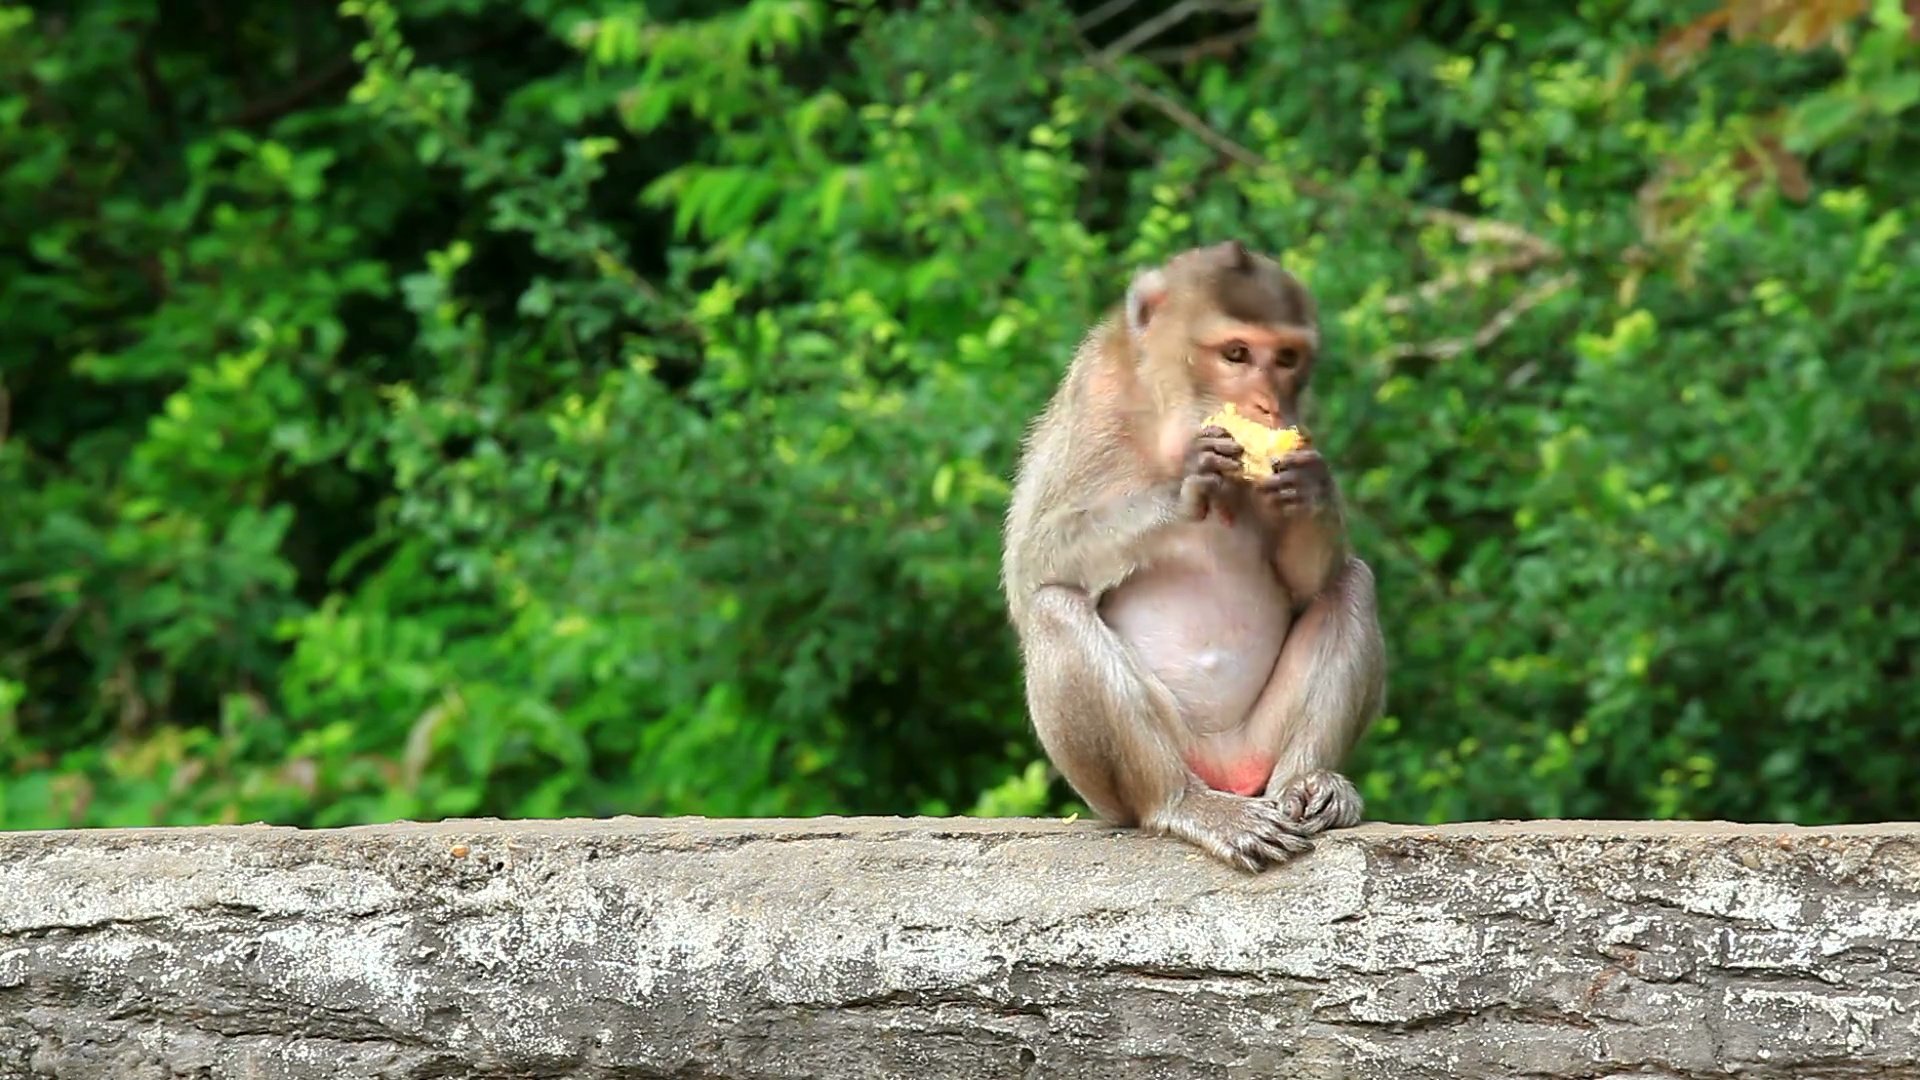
[1001,242,1386,872]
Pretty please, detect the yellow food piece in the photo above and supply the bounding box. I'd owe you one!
[1202,403,1308,479]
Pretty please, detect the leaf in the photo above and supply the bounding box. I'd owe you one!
[1785,90,1862,151]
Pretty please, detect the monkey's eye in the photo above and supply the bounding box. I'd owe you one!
[1221,343,1251,364]
[1275,347,1302,368]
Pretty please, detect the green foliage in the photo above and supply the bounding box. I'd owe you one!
[2,0,1916,829]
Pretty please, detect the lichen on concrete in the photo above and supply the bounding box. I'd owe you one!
[1,817,1917,1078]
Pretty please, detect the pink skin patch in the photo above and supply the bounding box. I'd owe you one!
[1185,752,1274,797]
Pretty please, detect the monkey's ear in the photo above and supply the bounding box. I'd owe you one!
[1125,268,1169,340]
[1221,240,1252,271]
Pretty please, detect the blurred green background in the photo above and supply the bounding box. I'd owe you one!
[2,0,1915,831]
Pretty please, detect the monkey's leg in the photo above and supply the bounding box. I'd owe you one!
[1244,556,1386,835]
[1022,584,1312,871]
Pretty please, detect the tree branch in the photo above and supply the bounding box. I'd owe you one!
[218,54,360,127]
[1081,44,1561,262]
[1076,0,1147,34]
[1141,25,1261,64]
[1378,271,1577,363]
[1380,248,1552,316]
[1098,0,1261,62]
[1085,50,1266,170]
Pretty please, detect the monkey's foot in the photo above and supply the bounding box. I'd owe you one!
[1146,788,1314,873]
[1270,769,1363,836]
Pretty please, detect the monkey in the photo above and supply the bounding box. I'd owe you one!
[1000,240,1386,872]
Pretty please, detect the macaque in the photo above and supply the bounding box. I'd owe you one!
[1000,240,1386,871]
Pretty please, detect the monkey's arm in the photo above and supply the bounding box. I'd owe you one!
[1273,500,1351,603]
[1023,429,1241,595]
[1257,446,1352,603]
[1022,484,1182,594]
[1246,448,1384,832]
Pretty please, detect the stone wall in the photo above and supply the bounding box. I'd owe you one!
[2,816,1917,1078]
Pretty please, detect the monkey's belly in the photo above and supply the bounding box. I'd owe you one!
[1098,521,1293,753]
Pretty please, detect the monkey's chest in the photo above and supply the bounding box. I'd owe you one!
[1097,520,1293,734]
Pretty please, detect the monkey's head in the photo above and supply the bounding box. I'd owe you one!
[1124,240,1320,430]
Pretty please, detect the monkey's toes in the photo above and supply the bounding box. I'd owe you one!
[1218,829,1312,872]
[1280,779,1331,820]
[1156,792,1319,872]
[1229,802,1316,869]
[1275,770,1363,835]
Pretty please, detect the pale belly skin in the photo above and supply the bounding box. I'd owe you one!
[1096,512,1292,795]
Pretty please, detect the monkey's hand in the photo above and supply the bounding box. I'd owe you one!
[1179,425,1245,520]
[1270,769,1364,836]
[1256,447,1334,519]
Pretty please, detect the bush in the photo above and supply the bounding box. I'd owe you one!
[2,0,1915,829]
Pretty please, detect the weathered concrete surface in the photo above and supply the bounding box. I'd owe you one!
[1,817,1918,1079]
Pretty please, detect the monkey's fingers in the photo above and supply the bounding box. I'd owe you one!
[1189,432,1247,478]
[1258,475,1306,505]
[1179,474,1226,519]
[1262,460,1332,506]
[1194,447,1245,477]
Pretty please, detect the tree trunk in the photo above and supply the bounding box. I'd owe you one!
[1,817,1916,1078]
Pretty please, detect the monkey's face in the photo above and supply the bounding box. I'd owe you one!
[1134,242,1319,431]
[1185,311,1316,431]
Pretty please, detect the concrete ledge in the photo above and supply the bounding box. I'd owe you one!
[2,817,1918,1078]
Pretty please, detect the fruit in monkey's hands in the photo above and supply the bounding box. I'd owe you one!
[1201,403,1310,480]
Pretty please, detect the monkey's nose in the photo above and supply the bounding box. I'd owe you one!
[1246,400,1281,427]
